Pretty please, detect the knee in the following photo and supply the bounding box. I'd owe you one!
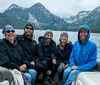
[64,67,71,74]
[69,70,80,76]
[64,69,68,74]
[42,60,48,67]
[42,60,48,64]
[28,69,37,77]
[57,66,63,72]
[72,70,79,73]
[36,64,43,70]
[24,73,31,83]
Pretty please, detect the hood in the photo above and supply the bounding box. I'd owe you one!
[78,24,90,44]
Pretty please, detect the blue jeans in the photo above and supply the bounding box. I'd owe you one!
[62,67,80,85]
[24,69,37,85]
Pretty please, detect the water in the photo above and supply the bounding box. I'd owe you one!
[0,29,100,57]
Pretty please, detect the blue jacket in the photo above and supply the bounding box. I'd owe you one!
[70,25,98,71]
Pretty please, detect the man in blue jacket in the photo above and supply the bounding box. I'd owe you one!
[62,24,98,85]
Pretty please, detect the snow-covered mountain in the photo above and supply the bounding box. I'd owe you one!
[63,11,91,23]
[0,3,100,32]
[0,3,68,30]
[7,4,26,10]
[63,6,100,32]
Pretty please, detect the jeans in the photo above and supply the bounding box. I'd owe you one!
[24,69,37,85]
[62,67,80,85]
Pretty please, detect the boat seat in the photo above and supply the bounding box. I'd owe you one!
[0,80,9,85]
[74,72,100,85]
[73,59,100,85]
[94,59,100,71]
[0,67,13,83]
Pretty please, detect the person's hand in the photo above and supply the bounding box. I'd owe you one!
[71,65,78,70]
[30,61,35,65]
[61,63,65,67]
[52,59,56,64]
[20,64,27,71]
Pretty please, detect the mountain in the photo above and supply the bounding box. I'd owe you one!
[63,11,91,23]
[63,7,100,32]
[0,4,29,29]
[80,6,100,32]
[1,3,100,32]
[71,6,100,32]
[63,11,91,31]
[7,4,26,11]
[0,3,69,30]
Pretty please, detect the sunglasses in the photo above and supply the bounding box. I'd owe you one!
[6,30,15,33]
[26,27,33,30]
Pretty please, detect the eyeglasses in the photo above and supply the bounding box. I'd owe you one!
[6,30,15,33]
[26,27,33,30]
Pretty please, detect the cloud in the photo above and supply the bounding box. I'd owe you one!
[0,0,100,17]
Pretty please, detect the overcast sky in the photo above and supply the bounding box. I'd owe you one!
[0,0,100,17]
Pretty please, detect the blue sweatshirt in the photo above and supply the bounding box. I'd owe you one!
[70,24,98,71]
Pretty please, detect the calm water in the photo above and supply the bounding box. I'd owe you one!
[0,29,100,57]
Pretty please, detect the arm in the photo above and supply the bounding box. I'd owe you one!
[0,43,20,70]
[77,44,97,71]
[31,44,38,62]
[64,43,73,64]
[51,41,57,59]
[37,43,45,61]
[69,45,75,67]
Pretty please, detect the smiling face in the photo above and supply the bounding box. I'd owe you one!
[24,26,34,37]
[5,29,15,41]
[59,35,68,46]
[45,33,53,44]
[60,35,68,43]
[79,28,88,42]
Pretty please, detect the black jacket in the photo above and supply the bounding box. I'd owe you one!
[57,42,73,64]
[16,35,37,62]
[0,39,29,70]
[37,39,57,61]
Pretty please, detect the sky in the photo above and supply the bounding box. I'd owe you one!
[0,0,100,17]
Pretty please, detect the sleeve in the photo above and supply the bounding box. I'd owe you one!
[56,45,62,61]
[31,43,38,62]
[51,41,57,59]
[77,44,97,71]
[21,49,30,67]
[37,43,45,61]
[69,44,75,67]
[68,44,73,57]
[64,43,73,64]
[0,43,20,70]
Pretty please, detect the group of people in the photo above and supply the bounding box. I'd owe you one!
[0,23,97,85]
